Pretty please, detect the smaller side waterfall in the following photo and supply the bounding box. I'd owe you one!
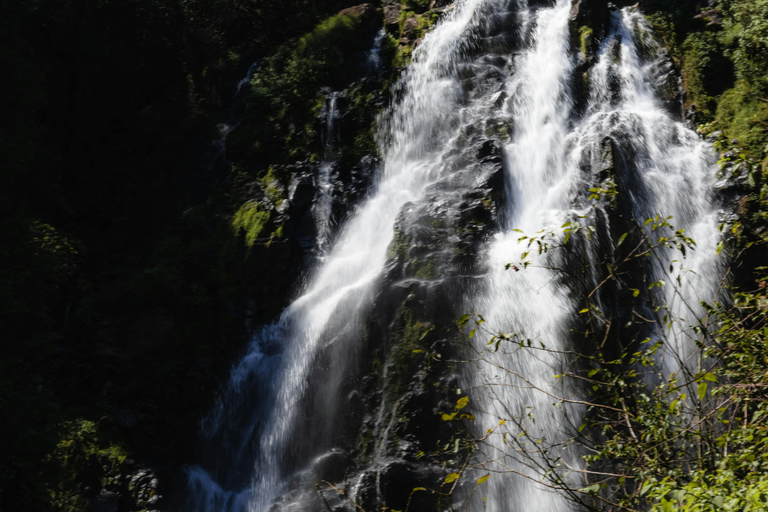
[366,28,387,73]
[314,91,341,255]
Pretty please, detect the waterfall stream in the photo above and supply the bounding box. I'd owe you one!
[462,4,722,511]
[187,1,723,511]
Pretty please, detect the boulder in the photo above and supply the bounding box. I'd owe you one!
[402,16,420,43]
[313,450,351,483]
[384,4,401,30]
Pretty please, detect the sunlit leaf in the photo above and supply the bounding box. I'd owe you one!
[444,472,460,484]
[477,474,491,485]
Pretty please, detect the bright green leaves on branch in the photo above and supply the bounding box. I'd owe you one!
[442,396,474,422]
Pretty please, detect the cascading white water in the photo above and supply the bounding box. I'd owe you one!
[315,92,341,255]
[188,1,517,510]
[366,28,387,73]
[189,1,724,511]
[584,9,723,376]
[464,4,722,512]
[463,2,583,510]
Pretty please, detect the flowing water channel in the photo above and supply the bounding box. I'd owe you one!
[187,1,723,510]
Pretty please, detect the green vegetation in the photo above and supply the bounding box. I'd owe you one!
[228,8,380,169]
[233,201,272,246]
[646,0,768,155]
[580,25,594,59]
[0,0,370,509]
[428,196,768,512]
[406,0,431,14]
[47,419,129,511]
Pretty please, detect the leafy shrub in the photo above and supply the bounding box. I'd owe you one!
[682,31,734,119]
[716,80,768,155]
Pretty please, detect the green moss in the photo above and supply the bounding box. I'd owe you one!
[388,229,411,259]
[645,13,678,58]
[232,201,271,246]
[261,168,286,207]
[413,258,438,279]
[417,12,438,33]
[231,10,381,169]
[398,10,415,35]
[579,25,594,60]
[388,298,433,396]
[393,44,413,68]
[297,14,361,55]
[643,1,766,156]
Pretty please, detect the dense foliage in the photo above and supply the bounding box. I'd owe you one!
[0,0,359,509]
[645,0,768,156]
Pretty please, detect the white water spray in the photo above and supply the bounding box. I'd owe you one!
[188,2,723,511]
[464,4,722,512]
[188,1,514,509]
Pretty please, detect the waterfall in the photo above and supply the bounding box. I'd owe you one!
[187,1,723,511]
[463,4,722,512]
[366,28,387,73]
[463,2,580,510]
[187,1,506,509]
[315,91,341,256]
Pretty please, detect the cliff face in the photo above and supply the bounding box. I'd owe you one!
[2,0,767,511]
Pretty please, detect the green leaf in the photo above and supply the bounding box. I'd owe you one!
[441,412,457,421]
[455,396,469,410]
[580,484,601,494]
[617,232,628,246]
[704,372,717,382]
[698,381,708,401]
[632,288,640,297]
[468,329,476,339]
[444,472,460,484]
[477,474,491,485]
